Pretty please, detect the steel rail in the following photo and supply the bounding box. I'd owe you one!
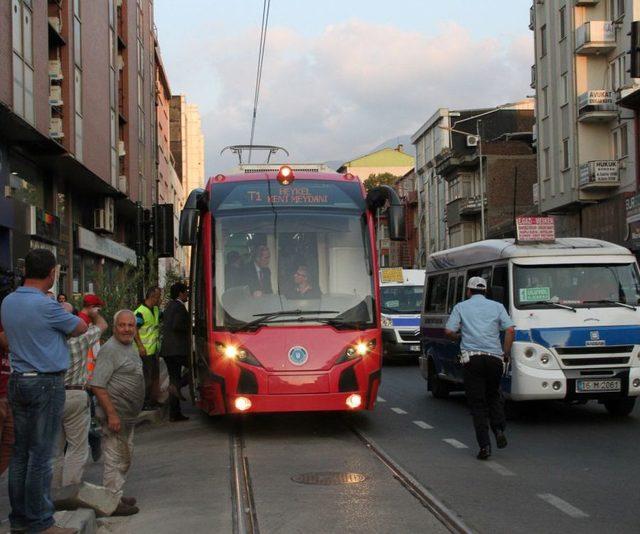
[231,420,260,534]
[350,424,474,534]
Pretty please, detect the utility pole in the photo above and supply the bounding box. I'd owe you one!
[477,119,486,240]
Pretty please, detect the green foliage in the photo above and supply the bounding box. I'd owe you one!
[364,172,399,192]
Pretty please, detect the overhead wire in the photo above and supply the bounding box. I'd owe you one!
[248,0,271,163]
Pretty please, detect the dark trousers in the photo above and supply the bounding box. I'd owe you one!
[165,355,186,417]
[142,354,160,404]
[8,374,65,532]
[463,354,505,448]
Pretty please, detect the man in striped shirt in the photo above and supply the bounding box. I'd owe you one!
[52,304,107,488]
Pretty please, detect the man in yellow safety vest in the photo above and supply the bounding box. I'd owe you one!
[134,286,162,409]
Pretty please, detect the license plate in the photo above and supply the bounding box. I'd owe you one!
[410,345,420,352]
[576,379,621,393]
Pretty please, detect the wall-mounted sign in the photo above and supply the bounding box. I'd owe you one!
[579,160,619,187]
[516,216,555,243]
[76,227,137,265]
[26,206,60,244]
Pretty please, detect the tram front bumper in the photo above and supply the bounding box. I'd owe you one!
[226,392,371,414]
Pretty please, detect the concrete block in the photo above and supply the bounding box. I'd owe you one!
[54,482,121,517]
[54,509,97,534]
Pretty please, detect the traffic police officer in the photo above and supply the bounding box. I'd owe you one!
[134,286,162,408]
[445,277,515,460]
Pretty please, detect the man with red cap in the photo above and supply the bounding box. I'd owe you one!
[78,294,105,326]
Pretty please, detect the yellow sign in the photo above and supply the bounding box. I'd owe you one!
[381,268,404,283]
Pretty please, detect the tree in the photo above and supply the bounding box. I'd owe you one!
[364,172,399,192]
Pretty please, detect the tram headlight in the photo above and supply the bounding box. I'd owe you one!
[381,316,393,328]
[215,342,262,367]
[540,354,550,365]
[337,339,377,363]
[235,397,252,411]
[514,343,560,370]
[346,394,362,409]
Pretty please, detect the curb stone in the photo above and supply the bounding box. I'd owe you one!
[54,509,97,534]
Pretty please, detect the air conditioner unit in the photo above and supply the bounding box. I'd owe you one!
[49,118,64,139]
[466,135,479,147]
[49,86,63,106]
[118,175,128,193]
[94,197,115,234]
[48,60,63,80]
[118,140,126,156]
[48,16,62,33]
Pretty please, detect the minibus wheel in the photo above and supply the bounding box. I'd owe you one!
[428,362,450,399]
[604,397,636,416]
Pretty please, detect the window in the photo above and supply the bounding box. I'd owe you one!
[613,130,619,160]
[544,147,550,179]
[11,0,33,124]
[620,123,628,158]
[542,86,548,116]
[611,55,626,91]
[562,138,569,170]
[561,73,568,104]
[446,277,457,313]
[559,7,566,40]
[425,274,449,314]
[492,264,509,308]
[74,68,83,161]
[609,0,625,19]
[540,25,547,57]
[455,275,465,304]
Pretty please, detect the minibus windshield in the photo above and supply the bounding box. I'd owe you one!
[381,286,423,314]
[513,263,640,309]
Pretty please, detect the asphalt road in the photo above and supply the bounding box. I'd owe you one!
[361,363,640,534]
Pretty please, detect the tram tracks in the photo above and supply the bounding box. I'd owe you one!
[229,414,471,534]
[349,423,473,534]
[231,420,260,534]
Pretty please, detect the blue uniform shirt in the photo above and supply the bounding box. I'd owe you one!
[0,287,81,373]
[445,294,514,357]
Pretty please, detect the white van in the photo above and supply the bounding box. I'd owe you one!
[420,238,640,415]
[380,268,425,362]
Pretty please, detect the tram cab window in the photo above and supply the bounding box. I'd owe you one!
[446,276,457,313]
[455,275,465,304]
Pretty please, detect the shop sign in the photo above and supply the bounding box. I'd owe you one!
[76,227,137,265]
[26,206,60,244]
[516,216,556,243]
[579,161,619,187]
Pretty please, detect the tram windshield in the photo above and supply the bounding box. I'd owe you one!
[213,208,375,329]
[514,263,640,309]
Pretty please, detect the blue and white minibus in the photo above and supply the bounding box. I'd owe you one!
[380,268,425,361]
[420,238,640,415]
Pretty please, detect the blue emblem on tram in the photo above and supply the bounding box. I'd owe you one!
[288,346,308,366]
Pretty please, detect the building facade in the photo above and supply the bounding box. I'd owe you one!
[170,94,204,196]
[530,0,637,245]
[0,0,171,294]
[411,101,536,264]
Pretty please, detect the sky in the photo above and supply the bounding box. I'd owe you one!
[155,0,534,175]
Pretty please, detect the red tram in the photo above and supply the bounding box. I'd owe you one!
[178,165,404,414]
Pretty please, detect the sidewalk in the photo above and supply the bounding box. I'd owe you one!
[1,404,231,534]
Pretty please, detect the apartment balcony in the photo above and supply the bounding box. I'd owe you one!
[575,21,616,54]
[575,0,599,6]
[577,90,617,122]
[530,65,536,89]
[579,160,619,190]
[446,196,485,227]
[529,5,535,30]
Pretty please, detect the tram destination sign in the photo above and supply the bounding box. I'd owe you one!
[516,216,556,243]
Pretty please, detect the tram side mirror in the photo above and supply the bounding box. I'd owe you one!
[366,185,406,241]
[490,286,505,305]
[179,188,207,246]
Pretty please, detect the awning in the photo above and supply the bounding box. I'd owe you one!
[617,87,640,110]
